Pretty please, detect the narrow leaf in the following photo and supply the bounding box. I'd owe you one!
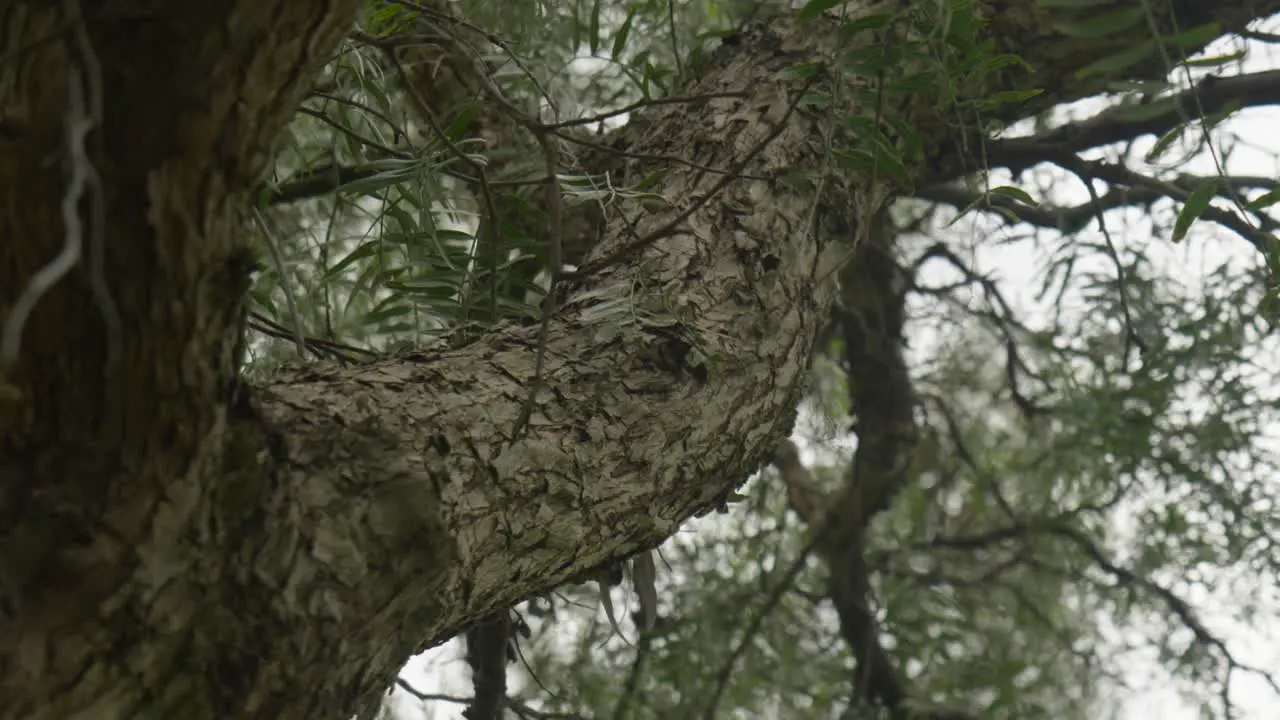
[1145,125,1184,162]
[975,88,1045,109]
[1076,41,1157,79]
[1054,8,1144,38]
[323,241,380,281]
[612,7,637,60]
[837,12,895,37]
[990,185,1038,206]
[1173,181,1220,242]
[1183,51,1247,68]
[1247,188,1280,211]
[798,0,845,22]
[1162,22,1222,49]
[588,0,602,54]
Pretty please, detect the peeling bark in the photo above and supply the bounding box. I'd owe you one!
[0,1,1276,718]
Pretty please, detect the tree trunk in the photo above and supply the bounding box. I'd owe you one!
[0,1,1274,718]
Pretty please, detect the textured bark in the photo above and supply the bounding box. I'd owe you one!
[0,1,365,717]
[0,1,1276,719]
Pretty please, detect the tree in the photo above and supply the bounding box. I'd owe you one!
[2,1,1279,718]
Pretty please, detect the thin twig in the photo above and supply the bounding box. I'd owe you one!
[541,92,745,130]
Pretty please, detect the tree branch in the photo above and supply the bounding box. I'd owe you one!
[916,171,1280,240]
[984,69,1280,175]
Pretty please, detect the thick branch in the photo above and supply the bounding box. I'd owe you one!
[254,12,851,653]
[984,69,1280,175]
[926,1,1280,180]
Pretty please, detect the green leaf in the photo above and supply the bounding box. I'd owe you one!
[837,12,895,37]
[1076,41,1157,79]
[384,204,417,234]
[1162,22,1222,49]
[443,101,480,140]
[1144,125,1184,162]
[631,169,667,192]
[974,88,1044,109]
[376,321,418,334]
[364,303,412,325]
[248,288,277,316]
[779,61,825,80]
[983,53,1036,74]
[945,194,987,227]
[1054,8,1144,38]
[570,0,582,49]
[800,91,833,108]
[323,240,380,281]
[1201,99,1242,130]
[611,7,637,60]
[839,115,880,136]
[885,115,924,161]
[991,205,1022,223]
[1246,188,1280,211]
[989,185,1038,206]
[835,146,910,184]
[797,0,845,22]
[1173,181,1219,242]
[1183,50,1247,68]
[387,277,463,295]
[337,163,421,195]
[588,0,602,54]
[891,72,940,94]
[841,46,892,75]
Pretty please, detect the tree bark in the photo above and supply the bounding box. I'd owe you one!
[0,1,1276,718]
[0,1,367,717]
